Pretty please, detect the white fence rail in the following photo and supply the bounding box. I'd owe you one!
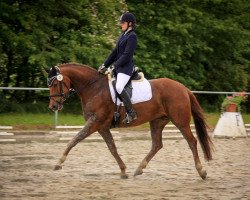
[0,87,249,127]
[1,87,249,94]
[0,87,48,90]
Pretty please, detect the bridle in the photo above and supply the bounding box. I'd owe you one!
[47,66,75,107]
[47,65,107,109]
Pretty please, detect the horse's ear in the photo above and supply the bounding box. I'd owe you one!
[41,67,50,78]
[47,65,57,77]
[41,65,58,78]
[44,67,50,73]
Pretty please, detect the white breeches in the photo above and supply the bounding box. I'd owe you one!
[116,73,131,94]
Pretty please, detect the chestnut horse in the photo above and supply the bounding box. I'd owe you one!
[47,63,213,179]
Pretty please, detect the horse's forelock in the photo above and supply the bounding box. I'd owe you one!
[48,66,58,78]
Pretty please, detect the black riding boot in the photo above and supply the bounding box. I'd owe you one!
[119,89,137,123]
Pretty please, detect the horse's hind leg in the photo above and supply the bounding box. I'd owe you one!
[99,130,128,179]
[134,117,169,176]
[179,125,207,179]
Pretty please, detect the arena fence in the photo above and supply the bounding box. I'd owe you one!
[0,87,249,127]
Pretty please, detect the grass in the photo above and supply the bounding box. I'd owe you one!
[0,112,249,130]
[0,112,84,129]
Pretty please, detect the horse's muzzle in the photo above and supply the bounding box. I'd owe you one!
[49,101,63,111]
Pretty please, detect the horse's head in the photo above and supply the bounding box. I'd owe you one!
[47,66,73,111]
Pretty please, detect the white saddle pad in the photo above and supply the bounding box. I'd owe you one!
[108,77,152,106]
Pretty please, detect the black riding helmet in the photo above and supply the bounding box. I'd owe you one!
[120,12,136,27]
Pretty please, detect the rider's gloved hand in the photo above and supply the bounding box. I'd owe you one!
[98,64,107,74]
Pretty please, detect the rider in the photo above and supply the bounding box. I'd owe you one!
[98,12,137,124]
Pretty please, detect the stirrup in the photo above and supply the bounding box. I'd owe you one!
[122,112,137,124]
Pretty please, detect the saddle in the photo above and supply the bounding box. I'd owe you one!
[111,68,142,100]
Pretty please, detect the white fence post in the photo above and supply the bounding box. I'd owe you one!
[54,111,58,128]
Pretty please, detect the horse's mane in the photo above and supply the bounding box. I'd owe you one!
[58,63,97,73]
[48,63,99,81]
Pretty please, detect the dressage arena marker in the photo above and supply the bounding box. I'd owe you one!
[55,125,84,129]
[0,126,13,130]
[0,124,248,143]
[162,129,196,133]
[0,131,15,142]
[0,132,14,136]
[0,138,16,142]
[55,128,120,141]
[213,112,247,137]
[246,124,250,133]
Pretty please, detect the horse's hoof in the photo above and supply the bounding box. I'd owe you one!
[121,173,129,179]
[54,165,62,170]
[199,169,207,180]
[134,168,143,176]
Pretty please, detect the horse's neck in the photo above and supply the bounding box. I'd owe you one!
[63,66,106,101]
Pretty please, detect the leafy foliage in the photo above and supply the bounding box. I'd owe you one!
[0,0,249,112]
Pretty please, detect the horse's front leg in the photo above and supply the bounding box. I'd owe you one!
[54,115,97,170]
[98,130,128,179]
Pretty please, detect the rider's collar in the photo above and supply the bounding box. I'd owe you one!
[124,27,133,35]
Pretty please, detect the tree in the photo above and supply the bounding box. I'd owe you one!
[0,0,126,103]
[127,0,249,110]
[0,0,249,112]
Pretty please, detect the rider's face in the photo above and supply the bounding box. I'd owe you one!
[120,21,129,31]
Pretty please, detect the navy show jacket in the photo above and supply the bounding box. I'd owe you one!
[104,29,137,76]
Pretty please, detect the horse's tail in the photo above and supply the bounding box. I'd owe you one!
[189,91,213,161]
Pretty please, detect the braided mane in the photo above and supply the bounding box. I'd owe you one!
[58,63,98,73]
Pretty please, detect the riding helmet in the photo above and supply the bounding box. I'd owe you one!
[120,12,136,24]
